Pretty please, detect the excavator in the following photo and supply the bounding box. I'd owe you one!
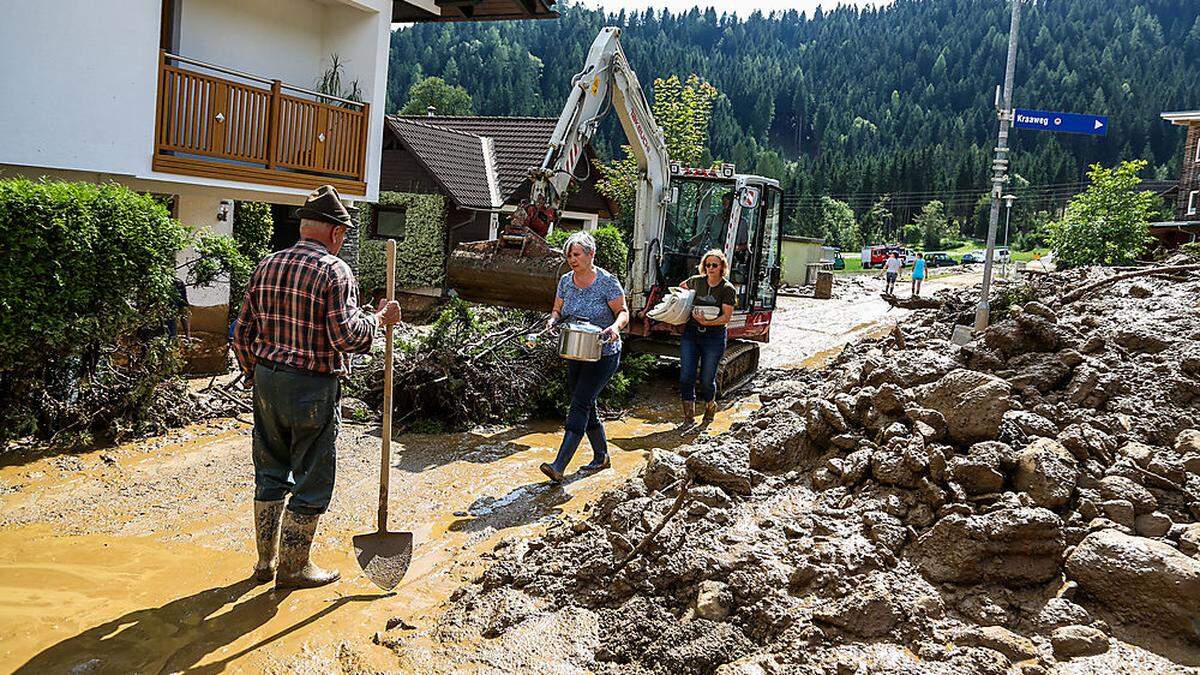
[446,27,784,395]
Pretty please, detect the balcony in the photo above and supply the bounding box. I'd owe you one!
[153,51,369,195]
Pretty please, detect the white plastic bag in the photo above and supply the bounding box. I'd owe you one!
[647,287,695,325]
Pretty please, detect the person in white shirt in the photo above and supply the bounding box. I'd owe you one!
[881,252,903,294]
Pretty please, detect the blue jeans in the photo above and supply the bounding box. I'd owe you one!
[679,324,726,403]
[551,352,621,472]
[252,363,340,514]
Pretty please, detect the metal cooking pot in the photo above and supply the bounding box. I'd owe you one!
[558,320,606,362]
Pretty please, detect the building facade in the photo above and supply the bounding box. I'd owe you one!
[1154,111,1200,248]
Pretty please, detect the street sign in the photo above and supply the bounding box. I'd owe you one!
[1013,108,1108,136]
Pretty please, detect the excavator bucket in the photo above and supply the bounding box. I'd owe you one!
[446,234,565,311]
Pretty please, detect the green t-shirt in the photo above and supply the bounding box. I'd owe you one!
[686,275,737,310]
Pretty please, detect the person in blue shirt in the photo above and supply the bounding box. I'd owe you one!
[911,252,927,296]
[541,231,629,483]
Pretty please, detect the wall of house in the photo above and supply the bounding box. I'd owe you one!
[1,0,388,202]
[780,238,826,285]
[1179,123,1200,222]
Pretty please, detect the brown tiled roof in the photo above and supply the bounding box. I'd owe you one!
[384,117,500,210]
[393,0,557,23]
[393,115,574,202]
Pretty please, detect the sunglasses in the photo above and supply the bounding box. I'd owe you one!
[704,261,722,269]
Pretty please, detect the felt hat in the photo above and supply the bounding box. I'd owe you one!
[296,185,356,228]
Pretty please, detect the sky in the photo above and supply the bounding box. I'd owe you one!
[574,0,894,17]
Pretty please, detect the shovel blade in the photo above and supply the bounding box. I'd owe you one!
[352,530,413,591]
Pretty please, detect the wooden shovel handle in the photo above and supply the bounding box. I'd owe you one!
[379,239,396,531]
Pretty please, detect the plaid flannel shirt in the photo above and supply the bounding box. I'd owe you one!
[233,238,378,381]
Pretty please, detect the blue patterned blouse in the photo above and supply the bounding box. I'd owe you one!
[556,267,625,356]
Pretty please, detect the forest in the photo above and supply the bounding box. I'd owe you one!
[387,0,1200,240]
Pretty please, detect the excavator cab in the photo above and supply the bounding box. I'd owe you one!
[658,165,783,324]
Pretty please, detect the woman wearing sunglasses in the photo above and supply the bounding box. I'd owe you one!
[677,248,736,428]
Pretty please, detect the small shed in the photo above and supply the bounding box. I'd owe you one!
[780,235,827,285]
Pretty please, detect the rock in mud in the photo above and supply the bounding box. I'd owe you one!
[1114,324,1173,354]
[1098,475,1157,515]
[686,441,752,495]
[919,369,1015,445]
[813,574,903,637]
[645,449,687,493]
[694,580,732,621]
[1065,529,1200,642]
[1134,512,1172,539]
[1034,597,1092,629]
[862,349,958,388]
[748,412,811,471]
[1013,438,1079,509]
[1002,410,1060,440]
[953,625,1039,662]
[1175,428,1200,455]
[910,507,1065,585]
[1051,625,1109,658]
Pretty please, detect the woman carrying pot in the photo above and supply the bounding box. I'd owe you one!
[540,231,629,483]
[678,248,736,427]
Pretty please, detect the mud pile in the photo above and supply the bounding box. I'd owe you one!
[390,264,1200,673]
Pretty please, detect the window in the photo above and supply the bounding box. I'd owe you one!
[372,205,408,240]
[1189,190,1198,216]
[1195,135,1200,163]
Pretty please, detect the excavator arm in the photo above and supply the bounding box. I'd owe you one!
[447,27,671,311]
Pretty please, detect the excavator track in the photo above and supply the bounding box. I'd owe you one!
[716,340,760,399]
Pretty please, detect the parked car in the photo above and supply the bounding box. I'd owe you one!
[832,251,845,270]
[996,247,1012,262]
[961,249,987,264]
[925,252,958,267]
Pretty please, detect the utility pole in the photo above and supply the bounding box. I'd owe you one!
[975,0,1022,332]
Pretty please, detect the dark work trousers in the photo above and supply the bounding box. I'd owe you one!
[252,363,340,515]
[552,352,621,472]
[679,323,727,403]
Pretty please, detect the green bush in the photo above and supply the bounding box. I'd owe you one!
[0,179,197,443]
[357,192,447,297]
[228,201,273,319]
[547,223,630,281]
[1048,161,1158,268]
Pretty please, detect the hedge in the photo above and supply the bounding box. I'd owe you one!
[0,179,196,444]
[357,191,447,296]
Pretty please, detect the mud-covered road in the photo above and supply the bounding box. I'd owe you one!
[0,272,977,673]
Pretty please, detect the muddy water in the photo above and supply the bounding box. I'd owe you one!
[0,394,755,674]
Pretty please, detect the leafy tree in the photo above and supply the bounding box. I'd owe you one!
[596,74,718,224]
[859,197,893,246]
[399,76,474,116]
[915,200,949,249]
[821,197,858,249]
[1047,160,1159,267]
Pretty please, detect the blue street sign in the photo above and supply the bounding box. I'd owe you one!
[1013,108,1108,136]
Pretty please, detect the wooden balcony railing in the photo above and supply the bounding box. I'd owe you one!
[153,51,369,195]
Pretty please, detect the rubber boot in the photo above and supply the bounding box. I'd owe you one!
[542,430,584,483]
[275,510,340,589]
[680,401,696,428]
[703,401,718,424]
[580,425,611,472]
[253,499,285,583]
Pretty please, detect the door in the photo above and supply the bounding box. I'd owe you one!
[751,186,782,310]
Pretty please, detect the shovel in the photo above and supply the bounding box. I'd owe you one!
[353,239,413,591]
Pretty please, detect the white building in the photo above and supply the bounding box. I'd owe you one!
[1,0,556,369]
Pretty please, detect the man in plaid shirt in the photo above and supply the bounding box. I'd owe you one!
[234,185,400,589]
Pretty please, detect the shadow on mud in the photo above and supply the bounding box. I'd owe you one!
[14,577,389,674]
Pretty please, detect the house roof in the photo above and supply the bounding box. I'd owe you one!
[384,117,501,210]
[393,115,576,201]
[1161,111,1200,125]
[393,0,558,23]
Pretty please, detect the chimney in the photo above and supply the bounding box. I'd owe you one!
[426,106,436,117]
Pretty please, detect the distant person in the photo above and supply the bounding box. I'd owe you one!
[677,249,736,428]
[233,185,401,589]
[911,252,927,296]
[881,252,902,295]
